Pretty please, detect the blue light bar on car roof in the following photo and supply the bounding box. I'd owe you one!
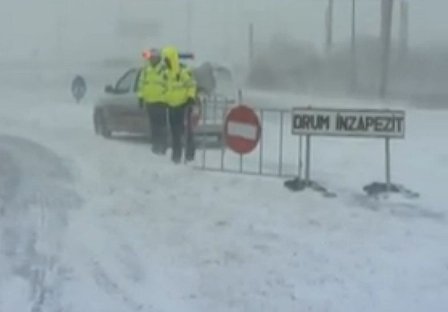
[178,52,194,59]
[142,49,194,60]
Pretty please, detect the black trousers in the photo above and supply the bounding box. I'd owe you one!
[147,103,168,154]
[168,105,196,163]
[184,104,196,161]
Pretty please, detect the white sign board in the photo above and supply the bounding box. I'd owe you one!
[292,107,405,138]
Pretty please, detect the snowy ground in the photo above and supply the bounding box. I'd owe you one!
[0,85,447,312]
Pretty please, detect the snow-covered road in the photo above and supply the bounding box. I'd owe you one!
[0,135,82,311]
[0,88,447,312]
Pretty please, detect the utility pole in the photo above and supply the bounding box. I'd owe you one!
[55,0,67,63]
[399,0,409,58]
[350,0,358,92]
[380,0,394,98]
[248,22,254,65]
[326,0,334,53]
[186,0,193,50]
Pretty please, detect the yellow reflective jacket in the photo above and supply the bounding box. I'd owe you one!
[162,46,197,107]
[137,61,168,104]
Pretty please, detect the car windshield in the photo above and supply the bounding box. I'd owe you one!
[115,69,138,93]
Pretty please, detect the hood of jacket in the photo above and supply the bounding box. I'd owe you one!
[162,46,180,75]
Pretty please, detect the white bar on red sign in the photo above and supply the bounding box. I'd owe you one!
[227,121,258,140]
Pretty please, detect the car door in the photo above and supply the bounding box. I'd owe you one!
[103,68,149,134]
[107,68,140,107]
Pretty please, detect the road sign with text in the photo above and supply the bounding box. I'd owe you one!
[291,107,405,138]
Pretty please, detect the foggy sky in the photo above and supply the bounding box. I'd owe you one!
[0,0,447,65]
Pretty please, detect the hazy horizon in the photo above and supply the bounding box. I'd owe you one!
[0,0,447,66]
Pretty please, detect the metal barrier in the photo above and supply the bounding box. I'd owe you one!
[195,98,304,179]
[194,98,418,199]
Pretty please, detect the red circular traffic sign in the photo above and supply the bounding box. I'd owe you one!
[224,105,261,154]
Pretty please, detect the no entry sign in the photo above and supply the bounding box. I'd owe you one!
[224,105,261,154]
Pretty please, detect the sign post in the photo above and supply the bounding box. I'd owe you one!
[286,107,414,198]
[305,135,311,185]
[385,137,391,192]
[71,75,87,103]
[298,135,303,179]
[238,89,244,172]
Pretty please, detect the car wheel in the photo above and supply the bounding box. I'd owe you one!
[93,109,101,134]
[96,109,112,138]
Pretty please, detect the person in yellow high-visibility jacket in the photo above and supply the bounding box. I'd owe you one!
[137,50,169,155]
[162,46,197,163]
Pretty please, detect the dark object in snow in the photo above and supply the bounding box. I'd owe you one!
[71,75,87,103]
[363,182,420,199]
[284,177,337,198]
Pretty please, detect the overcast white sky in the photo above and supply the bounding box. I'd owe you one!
[0,0,446,65]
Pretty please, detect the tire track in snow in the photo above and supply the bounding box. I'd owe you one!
[0,135,82,312]
[91,260,145,311]
[0,148,21,215]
